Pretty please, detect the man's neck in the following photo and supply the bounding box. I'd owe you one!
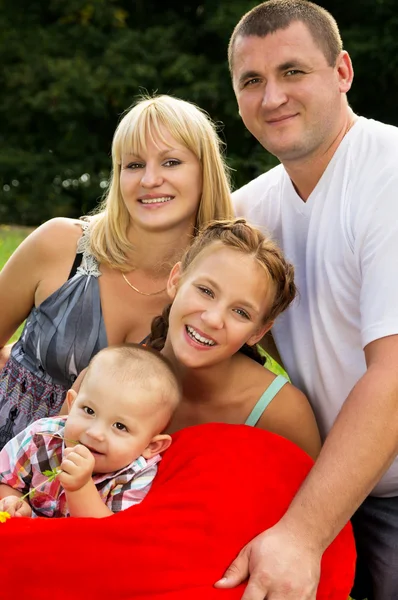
[283,109,357,201]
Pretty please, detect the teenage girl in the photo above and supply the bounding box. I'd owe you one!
[150,219,321,459]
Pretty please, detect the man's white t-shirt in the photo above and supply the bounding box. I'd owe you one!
[233,117,398,497]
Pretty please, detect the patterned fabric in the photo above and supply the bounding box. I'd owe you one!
[0,416,160,517]
[0,222,107,450]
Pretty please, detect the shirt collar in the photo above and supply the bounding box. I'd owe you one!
[33,418,67,451]
[92,453,161,484]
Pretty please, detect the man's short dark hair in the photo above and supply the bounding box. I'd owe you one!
[228,0,343,72]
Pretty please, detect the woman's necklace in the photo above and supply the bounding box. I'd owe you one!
[121,273,167,297]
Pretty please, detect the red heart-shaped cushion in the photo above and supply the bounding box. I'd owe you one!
[0,423,355,599]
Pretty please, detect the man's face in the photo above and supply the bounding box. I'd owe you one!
[232,21,349,164]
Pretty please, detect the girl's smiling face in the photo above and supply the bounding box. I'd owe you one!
[164,246,275,369]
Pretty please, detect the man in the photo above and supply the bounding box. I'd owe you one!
[215,1,398,599]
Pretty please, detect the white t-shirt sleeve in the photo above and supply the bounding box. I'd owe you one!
[231,167,284,233]
[232,181,254,218]
[356,170,398,348]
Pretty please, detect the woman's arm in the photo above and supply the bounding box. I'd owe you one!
[256,381,322,460]
[0,218,83,352]
[0,344,14,371]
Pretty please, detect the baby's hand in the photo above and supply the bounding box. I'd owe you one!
[0,495,32,518]
[59,445,95,492]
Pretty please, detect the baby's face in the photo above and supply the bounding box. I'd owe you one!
[64,376,164,474]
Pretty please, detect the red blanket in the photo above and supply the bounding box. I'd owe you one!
[0,424,355,599]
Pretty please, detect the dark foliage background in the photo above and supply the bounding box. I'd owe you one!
[1,0,397,224]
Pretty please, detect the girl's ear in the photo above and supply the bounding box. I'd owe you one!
[167,262,182,300]
[246,321,274,347]
[141,435,172,459]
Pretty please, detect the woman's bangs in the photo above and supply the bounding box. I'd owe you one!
[118,109,184,160]
[116,115,148,161]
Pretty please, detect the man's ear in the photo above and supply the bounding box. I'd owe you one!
[167,262,182,301]
[246,321,274,347]
[336,50,354,94]
[66,389,77,412]
[141,434,172,459]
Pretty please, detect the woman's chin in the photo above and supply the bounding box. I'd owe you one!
[174,346,215,370]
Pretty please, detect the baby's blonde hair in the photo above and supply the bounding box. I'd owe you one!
[84,344,181,417]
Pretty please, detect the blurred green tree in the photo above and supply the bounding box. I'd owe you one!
[0,0,397,224]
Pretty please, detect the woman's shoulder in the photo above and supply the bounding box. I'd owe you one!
[36,217,86,240]
[1,219,85,274]
[257,366,309,409]
[25,218,86,259]
[234,354,307,407]
[234,353,281,383]
[238,358,321,458]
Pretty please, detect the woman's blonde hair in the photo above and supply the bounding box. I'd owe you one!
[88,95,234,269]
[149,219,297,365]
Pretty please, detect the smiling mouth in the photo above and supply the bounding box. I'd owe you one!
[139,196,173,204]
[83,445,105,455]
[186,325,216,347]
[267,114,298,124]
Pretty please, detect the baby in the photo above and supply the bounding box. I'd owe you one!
[0,344,180,518]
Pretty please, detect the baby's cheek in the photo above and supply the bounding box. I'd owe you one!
[63,421,80,443]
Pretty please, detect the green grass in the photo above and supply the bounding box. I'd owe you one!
[0,225,30,268]
[0,225,33,342]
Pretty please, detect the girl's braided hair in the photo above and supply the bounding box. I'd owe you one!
[149,219,297,365]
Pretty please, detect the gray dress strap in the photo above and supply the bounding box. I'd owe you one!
[11,221,107,388]
[0,222,108,450]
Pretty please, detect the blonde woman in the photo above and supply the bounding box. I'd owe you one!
[0,95,233,449]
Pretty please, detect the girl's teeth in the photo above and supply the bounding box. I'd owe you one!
[187,326,215,346]
[141,197,172,204]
